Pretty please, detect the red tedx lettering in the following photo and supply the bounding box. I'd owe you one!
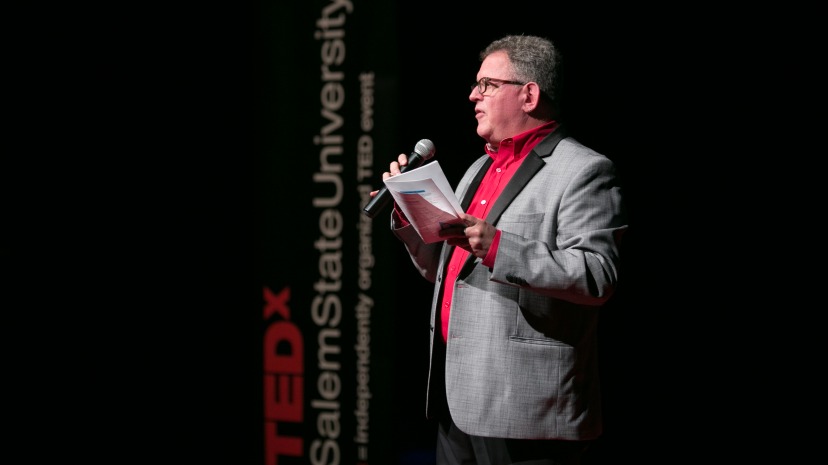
[263,287,304,464]
[265,422,302,465]
[264,321,303,419]
[264,286,291,319]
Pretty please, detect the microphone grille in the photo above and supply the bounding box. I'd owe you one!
[414,139,436,160]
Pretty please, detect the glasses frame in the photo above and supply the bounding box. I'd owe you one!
[472,77,526,95]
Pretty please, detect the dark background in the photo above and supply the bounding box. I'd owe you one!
[7,2,818,464]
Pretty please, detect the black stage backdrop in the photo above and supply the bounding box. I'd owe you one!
[258,3,648,464]
[259,4,660,463]
[260,1,406,464]
[19,2,817,465]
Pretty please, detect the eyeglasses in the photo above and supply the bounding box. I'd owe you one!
[471,77,525,95]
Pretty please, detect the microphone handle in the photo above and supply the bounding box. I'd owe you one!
[362,153,425,219]
[362,185,393,219]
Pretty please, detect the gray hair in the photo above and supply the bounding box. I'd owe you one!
[481,35,562,106]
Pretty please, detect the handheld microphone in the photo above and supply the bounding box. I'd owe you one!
[362,139,436,218]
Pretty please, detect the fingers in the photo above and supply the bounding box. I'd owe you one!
[460,213,480,228]
[381,153,409,181]
[391,153,408,175]
[438,222,466,239]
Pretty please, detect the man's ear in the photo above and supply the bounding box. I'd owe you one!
[523,82,542,111]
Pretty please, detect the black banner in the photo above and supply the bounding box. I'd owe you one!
[261,1,404,464]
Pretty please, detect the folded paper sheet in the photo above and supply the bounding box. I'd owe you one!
[383,161,464,243]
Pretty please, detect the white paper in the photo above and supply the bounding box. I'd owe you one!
[383,161,465,243]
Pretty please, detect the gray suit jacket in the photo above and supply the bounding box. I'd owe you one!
[392,129,628,440]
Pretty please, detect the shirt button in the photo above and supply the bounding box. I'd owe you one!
[480,199,487,205]
[496,168,502,173]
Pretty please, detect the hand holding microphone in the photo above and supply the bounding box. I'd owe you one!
[363,139,436,218]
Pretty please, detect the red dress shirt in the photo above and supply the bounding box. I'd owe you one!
[438,121,557,343]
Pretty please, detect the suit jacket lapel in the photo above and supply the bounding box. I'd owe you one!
[460,157,493,211]
[459,127,568,276]
[486,127,568,225]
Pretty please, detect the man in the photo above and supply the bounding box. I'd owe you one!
[377,35,627,464]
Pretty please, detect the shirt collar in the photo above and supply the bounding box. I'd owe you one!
[485,120,558,160]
